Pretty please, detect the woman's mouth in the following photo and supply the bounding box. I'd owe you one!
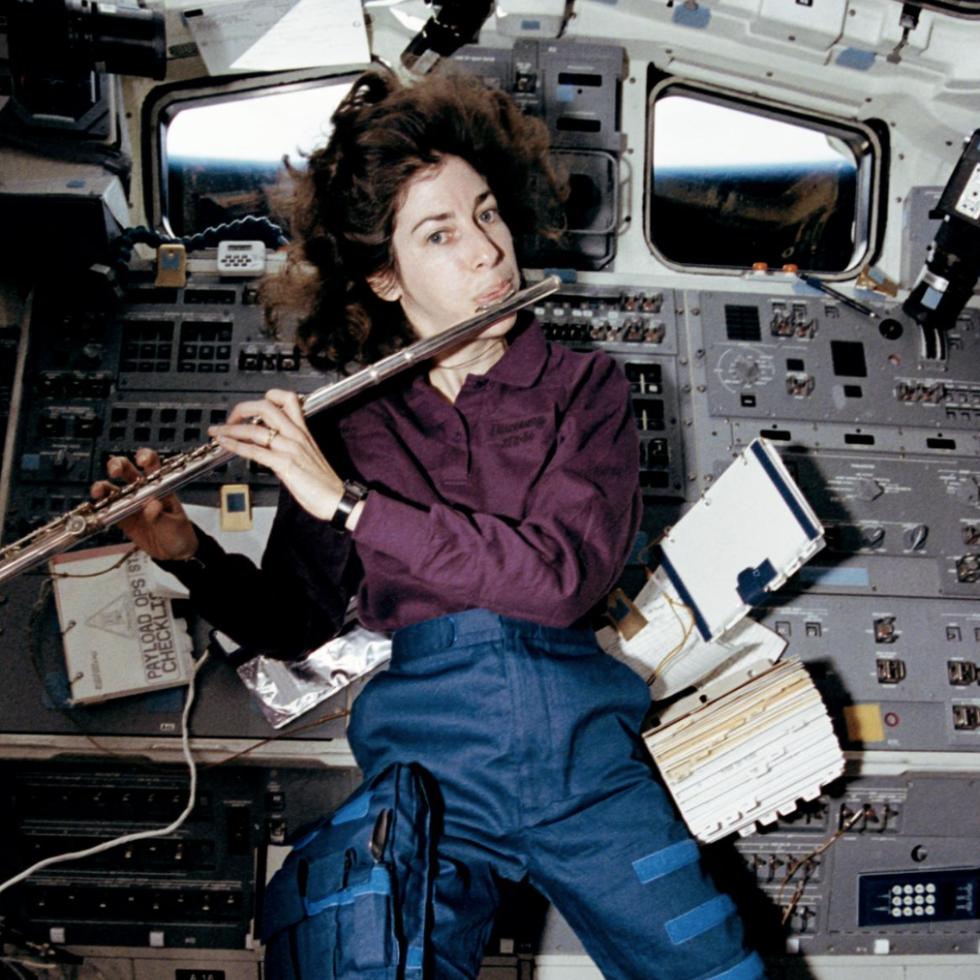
[476,281,516,310]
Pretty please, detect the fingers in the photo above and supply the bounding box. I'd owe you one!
[225,398,289,430]
[91,478,115,500]
[92,467,164,525]
[209,420,283,451]
[141,497,165,522]
[222,391,308,440]
[107,455,142,484]
[211,392,322,486]
[209,430,278,471]
[134,447,163,474]
[104,449,162,484]
[94,451,183,522]
[264,389,306,427]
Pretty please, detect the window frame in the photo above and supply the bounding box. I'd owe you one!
[141,67,363,238]
[644,78,885,279]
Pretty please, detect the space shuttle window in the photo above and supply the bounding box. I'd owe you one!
[647,84,882,275]
[149,76,356,238]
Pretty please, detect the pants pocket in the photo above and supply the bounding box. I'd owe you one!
[334,863,398,975]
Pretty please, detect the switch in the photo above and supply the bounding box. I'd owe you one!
[876,658,906,684]
[956,555,980,583]
[956,477,980,508]
[947,660,977,685]
[904,524,929,550]
[733,357,761,385]
[874,617,898,643]
[855,477,884,502]
[862,526,886,548]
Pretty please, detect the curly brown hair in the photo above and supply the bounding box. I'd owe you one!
[261,66,565,370]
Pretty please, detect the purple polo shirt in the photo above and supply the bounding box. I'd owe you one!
[160,318,641,656]
[341,318,642,631]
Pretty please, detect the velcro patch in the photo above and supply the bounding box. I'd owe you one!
[666,894,736,945]
[632,839,699,884]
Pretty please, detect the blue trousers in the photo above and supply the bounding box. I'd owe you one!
[347,610,764,980]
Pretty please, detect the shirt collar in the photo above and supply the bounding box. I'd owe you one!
[485,312,549,389]
[403,312,548,415]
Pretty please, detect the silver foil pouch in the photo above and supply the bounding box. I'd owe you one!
[236,626,392,728]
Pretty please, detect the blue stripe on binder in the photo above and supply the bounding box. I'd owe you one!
[750,440,820,541]
[658,549,711,641]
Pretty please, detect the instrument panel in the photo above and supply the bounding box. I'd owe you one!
[2,255,980,977]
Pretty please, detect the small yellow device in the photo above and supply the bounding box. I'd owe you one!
[220,484,253,531]
[155,242,187,287]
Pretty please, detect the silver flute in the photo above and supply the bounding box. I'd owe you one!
[0,275,560,585]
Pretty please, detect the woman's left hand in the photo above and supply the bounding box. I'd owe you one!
[209,388,345,522]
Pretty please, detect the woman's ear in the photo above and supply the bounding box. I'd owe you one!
[366,268,402,303]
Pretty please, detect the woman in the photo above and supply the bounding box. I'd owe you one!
[95,68,762,980]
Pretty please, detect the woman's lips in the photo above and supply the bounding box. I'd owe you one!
[476,281,516,309]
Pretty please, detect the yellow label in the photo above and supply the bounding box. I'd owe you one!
[843,704,885,743]
[606,588,648,640]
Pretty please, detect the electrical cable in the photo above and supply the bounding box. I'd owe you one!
[197,707,350,770]
[109,215,288,277]
[646,591,697,684]
[777,804,869,925]
[0,651,208,898]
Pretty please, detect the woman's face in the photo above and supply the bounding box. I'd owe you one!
[372,155,521,340]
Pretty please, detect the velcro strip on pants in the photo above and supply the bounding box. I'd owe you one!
[665,894,736,944]
[632,839,699,884]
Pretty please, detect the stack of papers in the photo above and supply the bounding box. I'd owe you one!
[599,437,841,841]
[643,659,844,843]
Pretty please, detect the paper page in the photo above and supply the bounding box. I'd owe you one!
[178,0,370,75]
[602,567,787,699]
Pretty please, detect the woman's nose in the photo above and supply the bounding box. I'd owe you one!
[465,224,500,268]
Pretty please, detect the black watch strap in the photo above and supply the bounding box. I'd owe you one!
[330,479,369,532]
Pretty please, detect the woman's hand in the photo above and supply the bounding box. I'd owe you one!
[91,449,200,561]
[209,389,346,522]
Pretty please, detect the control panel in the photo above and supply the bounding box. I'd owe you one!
[0,761,357,950]
[722,772,980,956]
[2,267,979,962]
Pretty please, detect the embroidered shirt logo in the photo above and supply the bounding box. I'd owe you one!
[489,416,547,448]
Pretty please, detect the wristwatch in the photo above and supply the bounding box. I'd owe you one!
[330,479,369,532]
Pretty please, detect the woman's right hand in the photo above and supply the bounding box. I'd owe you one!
[90,449,199,562]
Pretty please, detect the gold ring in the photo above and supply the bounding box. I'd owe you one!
[264,427,277,448]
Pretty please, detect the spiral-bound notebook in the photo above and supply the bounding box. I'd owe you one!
[50,545,195,704]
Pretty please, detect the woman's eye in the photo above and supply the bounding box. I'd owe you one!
[479,207,498,223]
[427,230,447,245]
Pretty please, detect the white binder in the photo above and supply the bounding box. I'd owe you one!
[658,437,824,642]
